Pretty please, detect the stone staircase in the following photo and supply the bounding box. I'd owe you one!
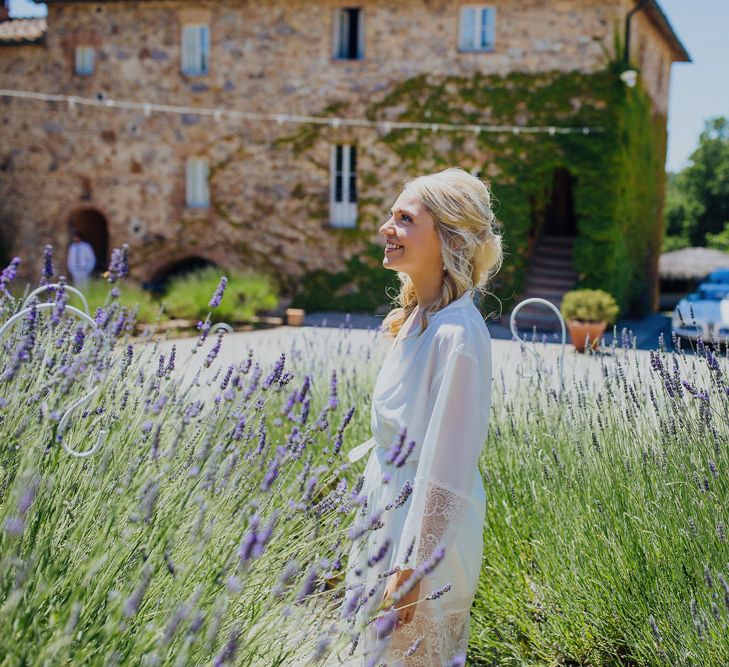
[506,235,578,332]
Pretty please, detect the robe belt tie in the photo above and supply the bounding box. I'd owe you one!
[347,437,379,463]
[347,436,421,465]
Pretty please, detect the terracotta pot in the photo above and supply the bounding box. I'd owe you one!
[566,320,607,352]
[285,308,306,327]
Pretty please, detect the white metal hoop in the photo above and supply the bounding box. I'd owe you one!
[509,297,566,393]
[22,283,91,316]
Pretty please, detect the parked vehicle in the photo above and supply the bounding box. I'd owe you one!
[672,283,729,341]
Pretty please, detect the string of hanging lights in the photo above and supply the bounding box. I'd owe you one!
[0,88,599,136]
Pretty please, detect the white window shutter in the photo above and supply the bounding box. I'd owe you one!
[329,145,357,228]
[198,160,210,207]
[459,7,476,51]
[481,8,495,50]
[199,25,210,74]
[182,25,206,74]
[186,158,209,208]
[75,46,94,75]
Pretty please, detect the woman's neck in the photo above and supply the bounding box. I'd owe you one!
[410,271,443,310]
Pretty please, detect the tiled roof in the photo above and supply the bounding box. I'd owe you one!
[0,18,47,46]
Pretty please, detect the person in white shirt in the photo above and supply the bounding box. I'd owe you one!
[66,232,96,289]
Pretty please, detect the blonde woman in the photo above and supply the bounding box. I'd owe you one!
[343,167,503,665]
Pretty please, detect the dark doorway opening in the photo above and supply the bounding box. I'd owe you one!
[67,208,109,275]
[542,167,577,237]
[144,256,217,295]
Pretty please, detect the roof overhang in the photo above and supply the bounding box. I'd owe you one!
[645,0,691,62]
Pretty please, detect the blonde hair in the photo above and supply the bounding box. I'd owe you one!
[381,167,504,338]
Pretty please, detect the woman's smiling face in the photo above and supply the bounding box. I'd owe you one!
[379,189,442,278]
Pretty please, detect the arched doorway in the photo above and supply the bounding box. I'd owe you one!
[67,207,109,276]
[542,167,577,237]
[144,256,217,294]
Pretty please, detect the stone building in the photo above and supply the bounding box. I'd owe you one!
[0,0,688,315]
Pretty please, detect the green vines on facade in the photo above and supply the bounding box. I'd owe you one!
[280,64,665,316]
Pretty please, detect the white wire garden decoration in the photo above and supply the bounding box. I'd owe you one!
[0,283,111,458]
[509,297,566,394]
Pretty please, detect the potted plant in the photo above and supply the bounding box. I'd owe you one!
[560,289,619,352]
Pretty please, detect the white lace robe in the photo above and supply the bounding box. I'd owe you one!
[342,290,492,666]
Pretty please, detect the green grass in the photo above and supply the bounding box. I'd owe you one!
[162,267,279,323]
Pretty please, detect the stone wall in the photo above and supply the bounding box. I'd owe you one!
[0,0,679,292]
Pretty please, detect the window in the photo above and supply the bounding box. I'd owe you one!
[458,6,495,52]
[75,46,95,76]
[182,24,210,75]
[330,145,357,228]
[334,8,363,60]
[186,158,209,208]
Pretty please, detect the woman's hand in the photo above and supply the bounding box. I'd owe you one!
[382,568,420,627]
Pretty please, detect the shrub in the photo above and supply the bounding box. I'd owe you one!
[560,288,619,324]
[66,278,165,324]
[162,267,279,322]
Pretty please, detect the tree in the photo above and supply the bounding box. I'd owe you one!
[665,117,729,248]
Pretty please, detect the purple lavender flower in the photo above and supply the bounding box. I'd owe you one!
[111,312,127,337]
[107,244,129,283]
[404,637,423,657]
[425,583,452,600]
[41,245,53,284]
[0,257,20,296]
[395,440,416,468]
[296,564,320,603]
[204,331,224,368]
[220,364,234,390]
[297,374,311,403]
[367,540,391,567]
[141,420,153,435]
[72,326,86,353]
[209,276,228,309]
[328,370,339,410]
[261,458,280,491]
[263,354,286,390]
[385,427,407,465]
[386,480,413,510]
[300,398,311,425]
[373,609,398,640]
[213,625,240,667]
[232,415,246,441]
[123,566,152,617]
[447,653,467,667]
[51,281,67,325]
[166,345,176,375]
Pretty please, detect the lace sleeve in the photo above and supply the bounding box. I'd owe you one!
[395,346,491,569]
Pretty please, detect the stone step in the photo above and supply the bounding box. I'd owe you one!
[532,245,574,260]
[522,287,568,302]
[530,255,576,271]
[525,274,575,293]
[537,235,576,247]
[527,265,578,281]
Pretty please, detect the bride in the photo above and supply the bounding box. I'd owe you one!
[342,167,503,665]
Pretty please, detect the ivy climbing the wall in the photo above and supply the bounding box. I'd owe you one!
[280,62,666,317]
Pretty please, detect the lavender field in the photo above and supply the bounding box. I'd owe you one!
[0,250,727,666]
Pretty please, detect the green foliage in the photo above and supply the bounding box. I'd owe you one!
[67,279,165,324]
[290,242,399,313]
[705,222,729,253]
[662,234,691,253]
[162,267,279,322]
[363,67,665,316]
[560,288,619,324]
[667,117,729,246]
